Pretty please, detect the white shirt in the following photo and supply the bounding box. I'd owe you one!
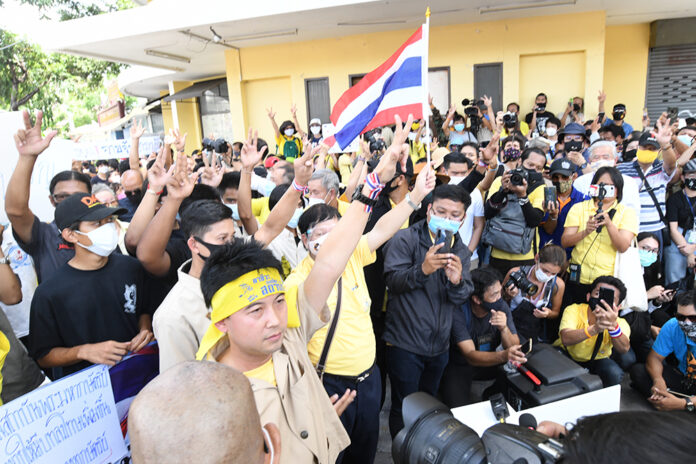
[266,228,308,270]
[573,171,641,221]
[0,226,37,338]
[459,188,484,261]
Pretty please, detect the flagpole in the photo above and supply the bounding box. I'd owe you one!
[424,7,431,167]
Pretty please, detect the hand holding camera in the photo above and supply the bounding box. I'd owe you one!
[502,170,528,198]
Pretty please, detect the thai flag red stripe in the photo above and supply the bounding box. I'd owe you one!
[330,27,423,119]
[362,103,424,134]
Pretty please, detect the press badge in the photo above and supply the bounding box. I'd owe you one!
[687,227,696,245]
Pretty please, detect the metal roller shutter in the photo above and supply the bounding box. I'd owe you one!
[646,44,696,122]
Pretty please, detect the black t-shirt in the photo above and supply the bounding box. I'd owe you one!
[163,229,192,289]
[450,301,517,365]
[90,176,109,186]
[524,111,555,133]
[666,190,696,231]
[13,216,75,284]
[29,254,156,377]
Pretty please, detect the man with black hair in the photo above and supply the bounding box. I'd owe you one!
[630,290,696,411]
[525,93,555,134]
[440,266,524,408]
[382,184,474,437]
[91,160,111,186]
[285,165,434,463]
[118,169,145,222]
[6,110,92,283]
[555,275,631,387]
[442,152,472,185]
[195,115,415,464]
[153,132,314,372]
[484,147,546,276]
[29,193,155,378]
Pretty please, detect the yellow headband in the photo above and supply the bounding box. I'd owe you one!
[196,268,300,360]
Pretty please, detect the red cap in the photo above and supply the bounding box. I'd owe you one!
[264,156,280,169]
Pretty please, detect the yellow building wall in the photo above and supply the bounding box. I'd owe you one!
[161,81,203,155]
[603,23,651,130]
[242,77,292,153]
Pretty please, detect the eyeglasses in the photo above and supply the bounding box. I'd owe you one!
[676,314,696,323]
[639,245,659,254]
[564,135,583,142]
[52,193,72,202]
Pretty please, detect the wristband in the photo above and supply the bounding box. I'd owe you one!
[363,172,385,212]
[609,324,622,338]
[292,179,308,194]
[488,163,498,171]
[146,188,163,196]
[358,156,366,163]
[584,326,592,339]
[478,160,488,168]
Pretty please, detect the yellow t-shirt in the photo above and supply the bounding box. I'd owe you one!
[554,303,631,361]
[337,199,350,216]
[565,200,638,285]
[409,141,426,165]
[489,178,545,261]
[244,357,277,386]
[338,154,353,184]
[501,121,530,137]
[389,199,410,230]
[275,135,302,160]
[252,197,271,224]
[0,332,9,405]
[283,236,376,376]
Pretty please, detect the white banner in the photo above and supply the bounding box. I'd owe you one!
[72,136,161,161]
[0,364,128,464]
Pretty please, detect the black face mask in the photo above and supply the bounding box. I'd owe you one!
[588,297,602,311]
[573,103,581,112]
[525,168,543,186]
[565,140,583,153]
[125,189,143,206]
[685,178,696,191]
[482,298,507,313]
[612,111,625,121]
[194,237,232,261]
[381,177,400,195]
[623,149,637,162]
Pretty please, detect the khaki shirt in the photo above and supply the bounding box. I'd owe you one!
[153,260,210,373]
[209,283,350,464]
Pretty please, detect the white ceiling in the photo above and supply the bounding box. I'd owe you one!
[40,0,696,99]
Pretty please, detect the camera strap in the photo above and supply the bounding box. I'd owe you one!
[316,277,343,380]
[590,328,604,362]
[636,165,667,225]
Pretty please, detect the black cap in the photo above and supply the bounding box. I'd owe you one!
[549,158,575,177]
[638,131,660,150]
[55,193,126,231]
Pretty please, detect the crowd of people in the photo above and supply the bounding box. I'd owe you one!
[2,89,696,463]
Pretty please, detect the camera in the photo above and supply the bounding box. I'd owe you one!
[506,269,539,296]
[201,137,215,152]
[462,98,485,117]
[393,392,564,464]
[509,168,528,187]
[502,112,517,128]
[213,138,229,154]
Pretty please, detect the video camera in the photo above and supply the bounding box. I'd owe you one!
[394,393,564,464]
[462,98,485,118]
[506,269,539,296]
[213,138,229,154]
[201,137,215,152]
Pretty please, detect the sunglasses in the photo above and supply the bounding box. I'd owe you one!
[676,314,696,323]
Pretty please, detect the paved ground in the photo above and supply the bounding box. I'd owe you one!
[373,375,652,464]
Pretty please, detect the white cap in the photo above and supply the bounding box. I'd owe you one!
[310,118,321,126]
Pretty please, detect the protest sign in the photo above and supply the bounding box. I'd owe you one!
[72,136,161,161]
[0,364,128,464]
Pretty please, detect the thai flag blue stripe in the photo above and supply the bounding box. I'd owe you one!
[335,56,422,148]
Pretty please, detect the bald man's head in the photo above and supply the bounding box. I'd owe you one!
[129,362,277,464]
[121,169,144,192]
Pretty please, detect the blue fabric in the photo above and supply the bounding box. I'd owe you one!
[578,357,624,387]
[603,119,634,137]
[539,187,586,258]
[652,318,696,375]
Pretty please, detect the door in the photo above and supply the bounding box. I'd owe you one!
[474,63,503,113]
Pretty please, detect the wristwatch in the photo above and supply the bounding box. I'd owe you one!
[518,196,530,206]
[351,185,378,208]
[405,193,420,211]
[0,256,9,265]
[685,397,694,412]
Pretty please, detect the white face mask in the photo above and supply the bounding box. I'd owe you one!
[306,197,324,208]
[310,125,321,135]
[284,128,295,137]
[307,233,328,254]
[590,159,615,170]
[287,207,303,229]
[408,133,417,141]
[448,176,465,185]
[74,222,119,257]
[98,166,110,174]
[225,203,240,221]
[534,265,554,283]
[546,127,557,137]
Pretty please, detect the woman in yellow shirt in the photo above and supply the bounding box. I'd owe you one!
[561,166,638,305]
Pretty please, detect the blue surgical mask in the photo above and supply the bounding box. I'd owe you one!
[454,123,465,132]
[287,208,303,229]
[428,213,461,235]
[638,249,657,267]
[678,135,693,147]
[225,203,240,221]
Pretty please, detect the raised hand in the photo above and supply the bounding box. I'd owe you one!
[147,146,175,193]
[597,90,606,104]
[13,110,57,158]
[166,155,199,201]
[373,114,413,182]
[294,143,318,186]
[266,107,276,119]
[241,128,268,171]
[412,164,436,203]
[482,95,493,109]
[290,103,298,116]
[130,120,145,139]
[200,152,224,188]
[447,103,456,118]
[428,94,434,108]
[170,128,187,152]
[655,117,673,148]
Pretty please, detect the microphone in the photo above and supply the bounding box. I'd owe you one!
[518,413,537,431]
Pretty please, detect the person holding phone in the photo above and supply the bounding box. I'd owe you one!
[540,158,585,257]
[554,276,631,387]
[561,166,638,305]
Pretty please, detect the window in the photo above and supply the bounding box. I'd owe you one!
[199,81,233,142]
[304,77,331,126]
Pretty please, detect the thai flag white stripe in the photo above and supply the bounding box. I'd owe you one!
[370,87,424,115]
[333,39,426,129]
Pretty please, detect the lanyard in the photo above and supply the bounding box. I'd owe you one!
[685,192,696,221]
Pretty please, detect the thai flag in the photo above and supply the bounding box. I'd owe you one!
[324,25,428,151]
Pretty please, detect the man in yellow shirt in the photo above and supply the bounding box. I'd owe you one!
[555,275,631,387]
[285,165,434,463]
[483,147,547,276]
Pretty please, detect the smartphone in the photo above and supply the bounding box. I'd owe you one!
[665,281,681,291]
[520,338,533,355]
[435,229,452,254]
[569,263,581,283]
[597,112,605,122]
[599,287,615,307]
[667,107,679,125]
[544,186,557,206]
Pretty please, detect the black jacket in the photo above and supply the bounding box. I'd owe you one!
[382,220,474,356]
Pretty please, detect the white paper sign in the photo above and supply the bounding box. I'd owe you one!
[322,123,360,154]
[72,136,161,161]
[0,364,128,464]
